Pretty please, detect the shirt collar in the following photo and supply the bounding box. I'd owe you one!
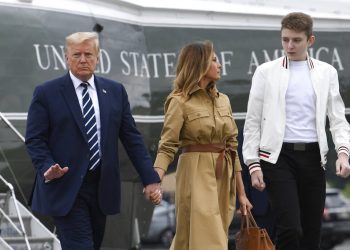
[188,84,202,95]
[69,71,96,90]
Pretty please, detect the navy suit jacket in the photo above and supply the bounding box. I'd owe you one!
[25,73,160,216]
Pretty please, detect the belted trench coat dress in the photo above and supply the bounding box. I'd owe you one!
[154,86,241,250]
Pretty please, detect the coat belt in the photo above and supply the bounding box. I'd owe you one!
[181,143,236,179]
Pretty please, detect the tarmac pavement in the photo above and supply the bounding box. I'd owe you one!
[141,239,350,250]
[333,239,350,250]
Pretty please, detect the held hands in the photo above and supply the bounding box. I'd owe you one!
[44,163,69,182]
[143,183,162,205]
[336,153,350,178]
[143,167,166,205]
[251,170,266,192]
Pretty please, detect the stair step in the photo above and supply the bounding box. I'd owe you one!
[0,216,32,237]
[3,236,54,250]
[0,237,13,250]
[0,191,60,249]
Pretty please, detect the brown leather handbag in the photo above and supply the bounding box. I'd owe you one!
[235,210,275,250]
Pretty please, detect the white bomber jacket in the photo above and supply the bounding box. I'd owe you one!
[243,56,350,174]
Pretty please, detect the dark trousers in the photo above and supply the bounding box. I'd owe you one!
[53,168,106,250]
[261,143,326,250]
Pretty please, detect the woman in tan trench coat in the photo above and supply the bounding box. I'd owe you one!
[154,41,252,250]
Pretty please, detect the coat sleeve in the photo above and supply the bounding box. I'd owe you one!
[243,66,266,174]
[118,85,160,185]
[224,95,241,172]
[154,95,184,172]
[327,67,350,156]
[25,85,56,176]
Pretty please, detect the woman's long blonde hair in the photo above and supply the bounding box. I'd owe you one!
[172,40,216,98]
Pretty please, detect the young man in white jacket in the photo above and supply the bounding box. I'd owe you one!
[243,12,350,250]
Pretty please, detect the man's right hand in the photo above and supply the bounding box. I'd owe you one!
[251,170,266,191]
[44,164,69,182]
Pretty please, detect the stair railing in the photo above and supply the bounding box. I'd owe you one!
[0,112,30,249]
[0,112,25,142]
[0,175,31,250]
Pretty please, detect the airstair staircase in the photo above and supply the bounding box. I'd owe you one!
[0,176,61,250]
[0,112,61,250]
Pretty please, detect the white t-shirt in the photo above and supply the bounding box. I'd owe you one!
[283,60,318,143]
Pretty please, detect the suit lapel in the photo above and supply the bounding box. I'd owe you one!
[95,77,110,155]
[60,74,88,143]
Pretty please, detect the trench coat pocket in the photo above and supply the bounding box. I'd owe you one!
[217,108,232,118]
[187,110,210,121]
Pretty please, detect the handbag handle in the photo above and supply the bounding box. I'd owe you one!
[241,210,259,232]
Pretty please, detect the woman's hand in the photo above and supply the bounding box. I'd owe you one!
[238,195,253,216]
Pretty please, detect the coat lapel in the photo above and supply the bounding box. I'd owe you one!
[60,74,88,143]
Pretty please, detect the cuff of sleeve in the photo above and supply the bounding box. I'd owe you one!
[338,146,350,157]
[154,153,171,172]
[248,162,261,175]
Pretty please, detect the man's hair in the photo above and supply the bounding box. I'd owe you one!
[281,12,313,38]
[172,40,216,98]
[65,32,100,53]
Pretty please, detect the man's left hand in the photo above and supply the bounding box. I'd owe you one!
[336,153,350,178]
[144,183,162,205]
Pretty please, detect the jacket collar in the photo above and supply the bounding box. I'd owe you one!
[282,54,315,70]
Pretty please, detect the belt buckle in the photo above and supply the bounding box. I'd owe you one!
[294,143,306,151]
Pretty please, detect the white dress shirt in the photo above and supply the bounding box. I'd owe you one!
[70,71,101,151]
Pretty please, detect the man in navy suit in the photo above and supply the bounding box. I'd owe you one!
[25,32,162,250]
